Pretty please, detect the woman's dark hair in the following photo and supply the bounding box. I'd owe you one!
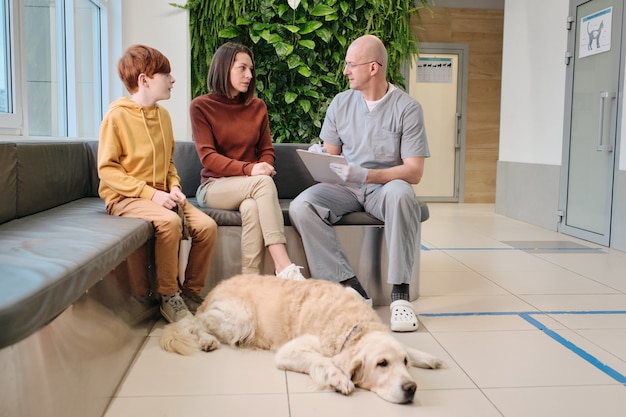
[207,42,256,105]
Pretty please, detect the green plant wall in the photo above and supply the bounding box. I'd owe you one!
[175,0,431,143]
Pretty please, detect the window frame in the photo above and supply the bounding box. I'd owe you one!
[1,0,114,138]
[67,0,107,137]
[0,0,24,135]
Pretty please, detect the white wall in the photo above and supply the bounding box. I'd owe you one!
[110,0,626,167]
[107,0,191,142]
[499,0,569,166]
[500,0,625,171]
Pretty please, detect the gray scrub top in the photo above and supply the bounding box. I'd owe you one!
[319,85,430,169]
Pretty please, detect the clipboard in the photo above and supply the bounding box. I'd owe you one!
[295,149,356,185]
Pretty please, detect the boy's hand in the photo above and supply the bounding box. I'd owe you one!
[170,186,187,206]
[152,189,177,209]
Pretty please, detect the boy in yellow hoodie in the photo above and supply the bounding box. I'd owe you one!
[98,44,218,322]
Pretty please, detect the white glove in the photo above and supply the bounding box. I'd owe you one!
[330,163,368,184]
[308,143,327,153]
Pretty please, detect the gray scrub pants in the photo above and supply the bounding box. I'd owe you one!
[288,179,420,286]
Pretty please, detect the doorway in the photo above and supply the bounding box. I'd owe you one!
[559,0,623,246]
[404,43,468,202]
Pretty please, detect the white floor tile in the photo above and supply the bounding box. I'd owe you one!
[484,385,626,417]
[105,204,626,417]
[116,337,287,397]
[420,250,474,272]
[519,294,626,312]
[432,329,619,388]
[419,270,509,296]
[105,394,290,417]
[420,313,539,333]
[548,328,626,378]
[572,328,626,363]
[480,269,619,295]
[549,313,626,329]
[444,249,563,272]
[415,294,537,315]
[288,389,503,417]
[538,252,626,292]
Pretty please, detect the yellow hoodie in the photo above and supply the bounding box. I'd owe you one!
[98,97,181,208]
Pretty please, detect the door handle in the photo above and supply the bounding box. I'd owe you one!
[597,91,615,152]
[455,113,461,149]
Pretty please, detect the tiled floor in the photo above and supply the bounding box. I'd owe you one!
[104,203,626,417]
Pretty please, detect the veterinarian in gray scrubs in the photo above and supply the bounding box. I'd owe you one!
[289,34,429,332]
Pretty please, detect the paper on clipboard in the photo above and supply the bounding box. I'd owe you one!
[295,149,357,185]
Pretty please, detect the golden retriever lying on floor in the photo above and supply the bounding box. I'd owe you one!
[160,274,443,403]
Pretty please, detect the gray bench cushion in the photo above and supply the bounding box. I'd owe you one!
[0,198,153,349]
[16,141,93,218]
[174,141,429,226]
[0,142,17,224]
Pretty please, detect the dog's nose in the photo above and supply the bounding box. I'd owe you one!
[403,381,417,401]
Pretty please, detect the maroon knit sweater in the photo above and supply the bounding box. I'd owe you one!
[190,93,275,182]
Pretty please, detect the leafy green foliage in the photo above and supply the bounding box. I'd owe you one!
[173,0,431,143]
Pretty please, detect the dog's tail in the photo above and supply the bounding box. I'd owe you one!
[159,315,202,356]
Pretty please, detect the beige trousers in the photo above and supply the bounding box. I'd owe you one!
[108,198,218,295]
[197,175,286,274]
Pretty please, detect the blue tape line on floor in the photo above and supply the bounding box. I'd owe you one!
[420,311,626,317]
[520,313,626,385]
[421,246,603,251]
[420,310,626,385]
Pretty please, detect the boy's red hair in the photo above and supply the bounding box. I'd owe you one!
[118,44,171,94]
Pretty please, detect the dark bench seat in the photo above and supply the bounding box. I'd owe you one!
[0,138,429,417]
[0,198,152,348]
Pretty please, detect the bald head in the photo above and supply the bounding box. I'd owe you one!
[343,35,389,98]
[348,35,388,68]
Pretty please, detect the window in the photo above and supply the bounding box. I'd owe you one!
[0,0,11,114]
[23,0,103,137]
[0,0,21,134]
[73,0,102,137]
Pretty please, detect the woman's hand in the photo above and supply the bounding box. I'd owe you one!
[250,162,276,177]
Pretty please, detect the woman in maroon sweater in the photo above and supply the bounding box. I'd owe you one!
[190,42,305,280]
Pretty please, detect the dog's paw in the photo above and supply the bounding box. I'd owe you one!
[415,354,444,369]
[425,356,444,369]
[407,347,445,369]
[327,367,355,395]
[198,334,220,352]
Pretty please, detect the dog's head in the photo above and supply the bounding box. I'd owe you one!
[333,331,417,404]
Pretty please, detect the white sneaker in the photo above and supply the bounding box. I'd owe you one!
[160,293,192,323]
[276,263,306,281]
[345,287,373,308]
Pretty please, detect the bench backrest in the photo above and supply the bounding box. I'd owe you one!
[172,141,316,200]
[0,139,319,225]
[0,140,95,224]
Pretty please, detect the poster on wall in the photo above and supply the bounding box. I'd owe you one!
[579,7,612,59]
[416,57,453,83]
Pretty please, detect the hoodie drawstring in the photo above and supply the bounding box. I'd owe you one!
[156,109,169,187]
[140,107,169,189]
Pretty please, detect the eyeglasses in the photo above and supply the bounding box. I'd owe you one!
[344,61,383,69]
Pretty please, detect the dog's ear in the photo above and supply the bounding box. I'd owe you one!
[333,348,364,383]
[349,358,364,383]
